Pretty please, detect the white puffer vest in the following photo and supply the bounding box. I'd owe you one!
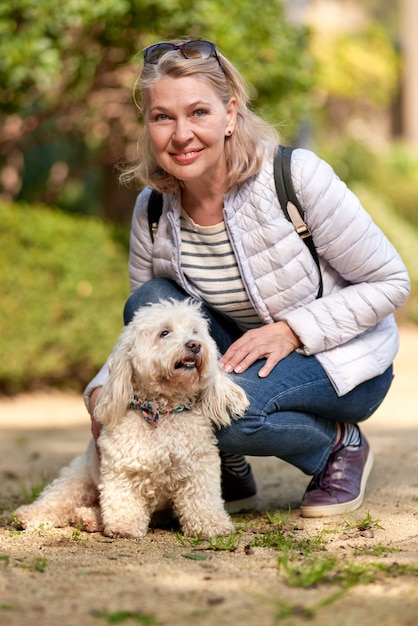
[87,148,410,400]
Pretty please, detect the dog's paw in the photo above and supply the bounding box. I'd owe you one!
[73,506,103,533]
[12,507,30,530]
[182,519,235,539]
[103,525,147,539]
[13,507,55,531]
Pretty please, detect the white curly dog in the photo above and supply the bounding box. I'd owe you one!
[14,299,248,538]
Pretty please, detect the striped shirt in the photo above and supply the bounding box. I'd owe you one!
[180,210,262,331]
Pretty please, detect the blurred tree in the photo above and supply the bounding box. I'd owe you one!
[309,12,399,147]
[0,0,314,223]
[357,0,399,37]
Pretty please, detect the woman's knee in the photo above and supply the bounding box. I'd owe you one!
[215,416,264,454]
[123,279,188,324]
[216,423,245,454]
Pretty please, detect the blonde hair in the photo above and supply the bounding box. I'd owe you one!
[120,43,279,192]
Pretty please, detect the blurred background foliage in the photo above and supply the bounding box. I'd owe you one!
[0,0,315,220]
[1,0,417,393]
[0,201,129,393]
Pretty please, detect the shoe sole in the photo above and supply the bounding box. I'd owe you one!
[224,494,258,514]
[300,447,374,518]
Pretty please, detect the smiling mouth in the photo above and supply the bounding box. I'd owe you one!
[174,358,197,370]
[171,149,203,159]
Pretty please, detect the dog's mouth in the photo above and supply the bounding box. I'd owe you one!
[174,358,198,370]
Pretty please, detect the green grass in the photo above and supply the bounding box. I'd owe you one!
[20,556,48,573]
[92,611,156,624]
[176,530,242,552]
[275,555,418,620]
[250,529,325,554]
[237,508,417,620]
[353,544,402,557]
[278,553,337,588]
[343,511,384,531]
[207,531,242,551]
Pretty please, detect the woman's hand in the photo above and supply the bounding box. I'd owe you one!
[219,321,301,378]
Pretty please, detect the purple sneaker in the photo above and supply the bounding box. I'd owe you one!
[300,432,374,518]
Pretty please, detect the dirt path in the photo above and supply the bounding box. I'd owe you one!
[0,326,417,626]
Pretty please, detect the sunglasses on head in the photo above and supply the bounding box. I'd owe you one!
[143,40,223,70]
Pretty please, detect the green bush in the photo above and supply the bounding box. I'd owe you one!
[0,201,130,393]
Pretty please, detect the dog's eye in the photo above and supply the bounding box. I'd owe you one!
[159,329,170,338]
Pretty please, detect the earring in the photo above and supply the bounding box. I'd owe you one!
[226,129,233,136]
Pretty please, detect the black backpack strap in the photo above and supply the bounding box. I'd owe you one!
[147,189,163,242]
[274,146,323,299]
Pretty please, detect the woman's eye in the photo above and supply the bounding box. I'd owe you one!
[194,109,207,117]
[155,113,169,121]
[159,329,170,338]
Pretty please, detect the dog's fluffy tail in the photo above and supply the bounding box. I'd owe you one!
[14,440,99,530]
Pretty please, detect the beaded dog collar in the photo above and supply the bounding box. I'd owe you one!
[128,396,189,428]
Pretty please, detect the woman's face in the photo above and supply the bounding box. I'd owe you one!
[146,75,237,188]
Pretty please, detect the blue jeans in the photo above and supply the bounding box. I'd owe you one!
[124,279,393,476]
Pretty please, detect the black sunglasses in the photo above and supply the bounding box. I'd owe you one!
[143,40,223,70]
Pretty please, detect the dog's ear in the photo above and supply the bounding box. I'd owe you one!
[200,368,249,429]
[94,330,135,427]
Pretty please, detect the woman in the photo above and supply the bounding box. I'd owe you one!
[85,39,410,517]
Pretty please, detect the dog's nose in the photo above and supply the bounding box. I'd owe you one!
[186,340,201,354]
